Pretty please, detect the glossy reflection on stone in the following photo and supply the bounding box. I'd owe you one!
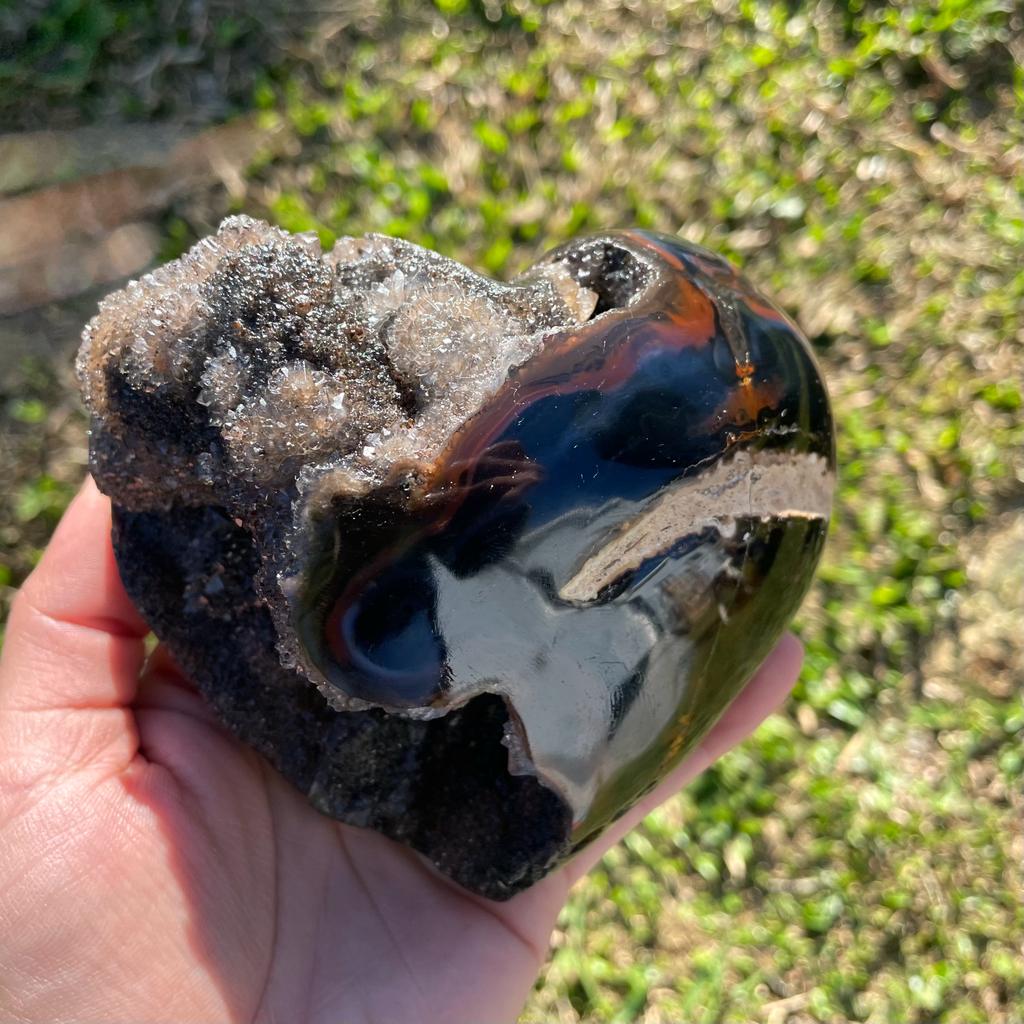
[78,217,835,899]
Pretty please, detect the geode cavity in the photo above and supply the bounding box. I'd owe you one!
[77,217,834,899]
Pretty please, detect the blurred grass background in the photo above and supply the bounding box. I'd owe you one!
[1,1,1023,1020]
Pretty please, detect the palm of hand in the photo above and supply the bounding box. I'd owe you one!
[0,482,800,1024]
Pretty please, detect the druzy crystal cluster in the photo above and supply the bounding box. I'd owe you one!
[78,217,834,899]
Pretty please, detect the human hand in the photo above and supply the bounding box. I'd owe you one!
[0,479,803,1024]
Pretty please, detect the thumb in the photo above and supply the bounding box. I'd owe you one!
[0,478,148,763]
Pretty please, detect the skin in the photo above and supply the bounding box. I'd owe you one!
[0,479,803,1024]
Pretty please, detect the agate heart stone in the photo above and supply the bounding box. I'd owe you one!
[77,217,834,899]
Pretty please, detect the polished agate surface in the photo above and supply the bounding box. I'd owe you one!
[78,217,834,898]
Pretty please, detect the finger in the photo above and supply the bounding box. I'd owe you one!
[139,644,199,696]
[0,478,149,717]
[562,633,803,884]
[134,645,221,727]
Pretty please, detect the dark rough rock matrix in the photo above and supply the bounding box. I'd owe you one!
[78,217,835,899]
